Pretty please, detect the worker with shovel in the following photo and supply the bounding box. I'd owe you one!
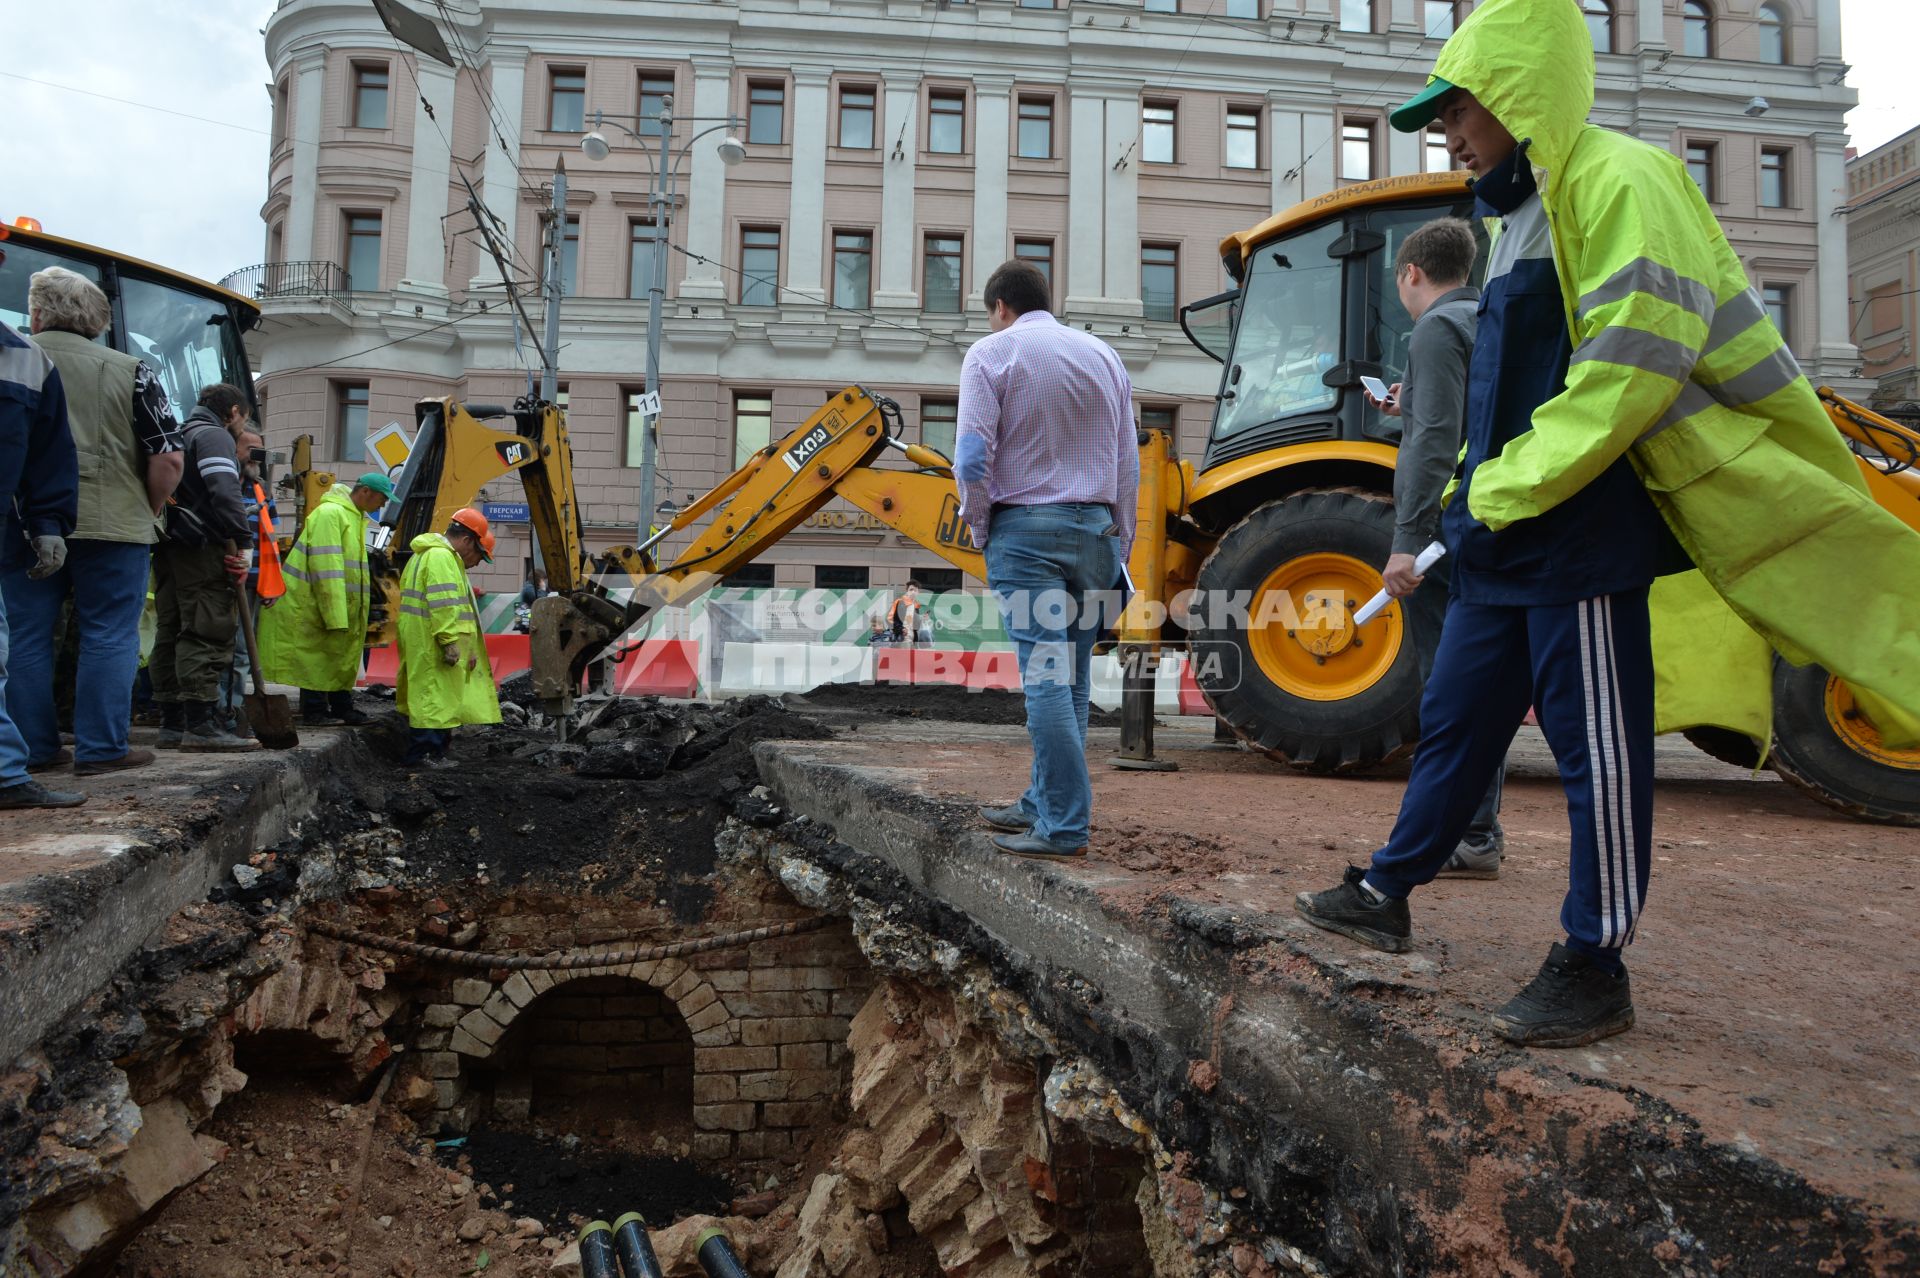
[151,383,259,753]
[396,508,501,766]
[259,471,392,725]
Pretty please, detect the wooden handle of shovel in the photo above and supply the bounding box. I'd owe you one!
[226,539,270,699]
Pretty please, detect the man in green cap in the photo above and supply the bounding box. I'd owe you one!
[258,471,392,725]
[1296,0,1920,1047]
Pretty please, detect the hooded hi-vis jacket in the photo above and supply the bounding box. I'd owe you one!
[395,532,502,731]
[1427,0,1920,748]
[258,483,369,691]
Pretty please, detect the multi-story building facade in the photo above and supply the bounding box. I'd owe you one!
[245,0,1858,593]
[1845,123,1920,414]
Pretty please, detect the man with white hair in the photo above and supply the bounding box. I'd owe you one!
[1,267,183,776]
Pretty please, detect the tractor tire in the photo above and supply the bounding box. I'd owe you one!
[1191,487,1424,772]
[1766,657,1920,826]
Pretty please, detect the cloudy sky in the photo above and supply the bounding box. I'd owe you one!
[2,0,1913,286]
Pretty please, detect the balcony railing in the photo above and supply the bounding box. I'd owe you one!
[218,260,350,301]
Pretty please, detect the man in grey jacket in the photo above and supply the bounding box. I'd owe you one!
[1367,217,1506,875]
[151,383,258,752]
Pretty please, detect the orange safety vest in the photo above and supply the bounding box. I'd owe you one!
[252,481,285,599]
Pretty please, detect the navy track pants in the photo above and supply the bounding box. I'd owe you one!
[1365,590,1655,963]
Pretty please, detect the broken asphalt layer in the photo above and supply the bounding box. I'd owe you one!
[756,718,1920,1276]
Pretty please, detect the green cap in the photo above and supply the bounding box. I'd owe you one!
[355,471,396,499]
[1390,76,1455,133]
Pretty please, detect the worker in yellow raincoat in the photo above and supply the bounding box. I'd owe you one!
[258,471,392,725]
[396,507,501,765]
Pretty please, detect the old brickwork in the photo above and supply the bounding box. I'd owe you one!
[407,894,873,1159]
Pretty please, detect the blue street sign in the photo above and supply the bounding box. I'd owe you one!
[480,501,531,524]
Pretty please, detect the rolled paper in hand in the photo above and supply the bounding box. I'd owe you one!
[1353,540,1446,626]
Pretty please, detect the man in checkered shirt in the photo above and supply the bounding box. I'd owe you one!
[955,259,1139,860]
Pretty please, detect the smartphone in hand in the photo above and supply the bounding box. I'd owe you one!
[1359,375,1395,404]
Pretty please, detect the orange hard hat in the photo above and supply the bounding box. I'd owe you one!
[479,530,497,563]
[449,507,491,539]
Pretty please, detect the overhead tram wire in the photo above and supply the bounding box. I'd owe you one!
[1284,7,1461,182]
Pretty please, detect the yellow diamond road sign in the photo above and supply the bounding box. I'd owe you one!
[364,421,413,473]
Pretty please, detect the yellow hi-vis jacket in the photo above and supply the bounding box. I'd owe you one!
[396,532,501,731]
[1429,0,1920,749]
[258,483,369,691]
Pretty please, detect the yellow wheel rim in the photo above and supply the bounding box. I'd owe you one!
[1244,553,1404,702]
[1824,678,1920,771]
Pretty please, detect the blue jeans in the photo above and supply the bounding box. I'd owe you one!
[404,727,452,763]
[2,540,152,764]
[985,503,1125,848]
[0,580,30,785]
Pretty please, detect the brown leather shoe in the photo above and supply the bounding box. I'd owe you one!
[73,749,158,777]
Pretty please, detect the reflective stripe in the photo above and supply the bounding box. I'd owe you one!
[1700,343,1801,409]
[1575,256,1715,327]
[1570,325,1696,382]
[1638,382,1715,442]
[197,457,239,476]
[303,569,348,580]
[399,604,432,618]
[401,589,430,602]
[424,582,465,596]
[1702,286,1767,356]
[301,544,346,556]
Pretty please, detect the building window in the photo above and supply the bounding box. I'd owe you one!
[1682,0,1713,58]
[623,386,653,467]
[549,68,586,131]
[545,213,580,296]
[1140,405,1178,434]
[638,72,673,136]
[833,231,872,310]
[748,81,785,145]
[343,212,382,291]
[1425,124,1451,171]
[1014,238,1054,300]
[1224,0,1258,16]
[1423,0,1455,36]
[921,398,958,458]
[1017,96,1054,159]
[1760,147,1789,208]
[1141,244,1178,322]
[1762,283,1792,341]
[928,91,966,154]
[724,563,776,588]
[1146,0,1177,10]
[1685,141,1716,200]
[1339,0,1372,33]
[352,62,389,129]
[734,393,774,467]
[1757,1,1788,63]
[917,568,964,593]
[740,227,781,305]
[815,565,870,589]
[629,219,659,299]
[924,235,964,313]
[336,383,370,460]
[273,78,291,146]
[1341,119,1375,181]
[1142,102,1177,164]
[839,86,876,149]
[1226,106,1260,170]
[1583,0,1613,53]
[269,222,284,264]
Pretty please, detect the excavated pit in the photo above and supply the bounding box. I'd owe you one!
[4,694,1179,1278]
[6,688,1912,1278]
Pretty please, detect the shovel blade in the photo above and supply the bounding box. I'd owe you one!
[245,692,299,750]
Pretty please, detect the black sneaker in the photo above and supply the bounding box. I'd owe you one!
[1489,943,1634,1048]
[0,780,87,810]
[1293,866,1412,953]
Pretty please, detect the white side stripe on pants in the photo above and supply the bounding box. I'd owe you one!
[1578,596,1635,948]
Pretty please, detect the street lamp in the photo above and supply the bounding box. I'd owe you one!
[581,99,745,548]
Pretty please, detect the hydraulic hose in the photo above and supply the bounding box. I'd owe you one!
[303,915,829,970]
